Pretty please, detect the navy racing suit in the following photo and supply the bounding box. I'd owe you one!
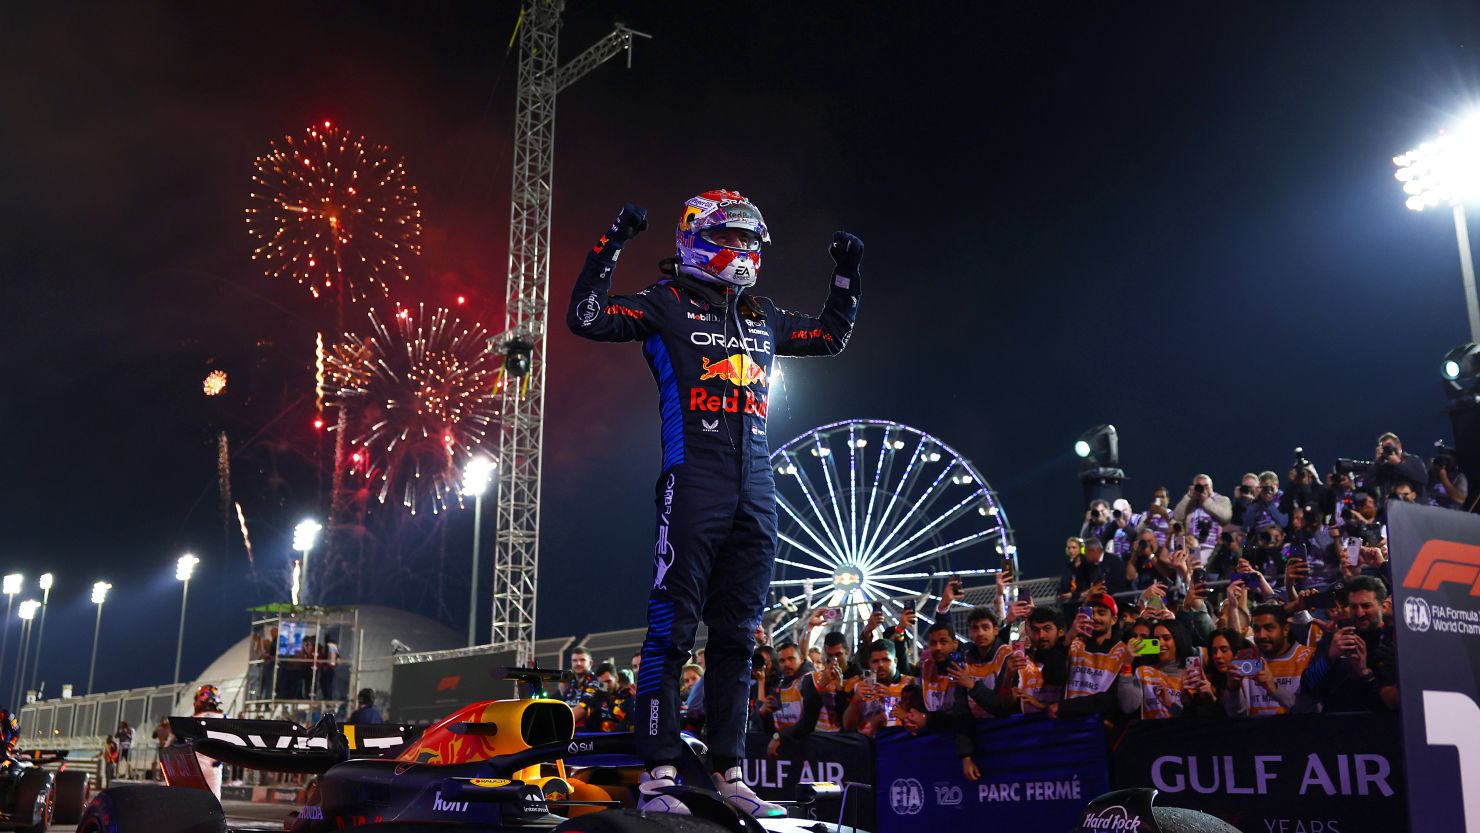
[566,248,860,769]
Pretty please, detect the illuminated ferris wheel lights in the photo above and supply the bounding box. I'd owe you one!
[811,446,832,457]
[978,503,998,517]
[891,440,905,450]
[847,438,868,448]
[951,473,974,485]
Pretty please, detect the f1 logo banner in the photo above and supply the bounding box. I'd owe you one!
[1388,500,1480,832]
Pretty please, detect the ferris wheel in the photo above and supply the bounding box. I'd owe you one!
[763,419,1017,648]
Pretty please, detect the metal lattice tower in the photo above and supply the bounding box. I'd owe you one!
[491,1,647,663]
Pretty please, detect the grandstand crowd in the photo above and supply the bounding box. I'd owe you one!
[561,432,1461,780]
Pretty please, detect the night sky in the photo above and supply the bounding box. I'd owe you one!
[3,2,1479,694]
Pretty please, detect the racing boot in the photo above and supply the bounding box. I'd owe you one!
[712,766,786,818]
[637,765,690,815]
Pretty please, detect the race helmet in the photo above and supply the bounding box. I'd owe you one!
[0,710,17,752]
[194,684,222,714]
[674,189,770,288]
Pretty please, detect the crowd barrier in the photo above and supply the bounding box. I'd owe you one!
[739,712,1405,833]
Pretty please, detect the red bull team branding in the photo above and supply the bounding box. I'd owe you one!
[691,353,768,416]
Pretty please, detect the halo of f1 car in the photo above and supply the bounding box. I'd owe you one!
[74,669,862,833]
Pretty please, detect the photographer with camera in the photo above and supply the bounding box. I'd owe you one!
[1242,471,1290,538]
[1427,441,1468,510]
[1174,474,1232,561]
[1299,575,1398,712]
[1126,530,1161,587]
[1285,505,1338,582]
[1231,473,1260,528]
[1080,499,1115,548]
[1137,486,1175,548]
[1371,432,1428,498]
[1280,450,1329,520]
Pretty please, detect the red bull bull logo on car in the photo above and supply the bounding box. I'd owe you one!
[698,354,767,387]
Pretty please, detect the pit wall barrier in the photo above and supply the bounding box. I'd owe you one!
[739,712,1404,833]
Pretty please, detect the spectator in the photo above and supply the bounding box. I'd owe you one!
[1059,593,1129,721]
[1182,628,1249,717]
[749,647,777,734]
[1118,619,1193,720]
[822,630,861,679]
[1136,487,1175,549]
[843,640,916,735]
[1080,500,1114,547]
[890,683,980,782]
[1057,536,1129,602]
[950,607,1013,718]
[1285,506,1338,582]
[576,662,634,732]
[258,625,278,701]
[1135,542,1190,593]
[151,716,171,781]
[1323,469,1359,523]
[317,636,340,701]
[1064,536,1084,566]
[1126,530,1160,587]
[807,633,852,733]
[114,721,134,778]
[1245,523,1288,580]
[1280,460,1329,520]
[1385,482,1418,520]
[1205,528,1245,578]
[631,650,642,682]
[1300,576,1398,712]
[563,647,596,728]
[682,664,705,732]
[1371,432,1428,498]
[1108,499,1138,562]
[806,646,823,668]
[347,688,383,724]
[918,621,965,713]
[104,735,119,781]
[1229,604,1313,717]
[1173,474,1232,561]
[1242,471,1289,539]
[861,604,919,675]
[765,642,832,757]
[1427,443,1469,509]
[1000,607,1068,715]
[1230,473,1260,528]
[1342,492,1384,546]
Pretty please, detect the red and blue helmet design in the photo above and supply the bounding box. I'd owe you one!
[194,684,222,714]
[0,710,18,752]
[675,189,770,288]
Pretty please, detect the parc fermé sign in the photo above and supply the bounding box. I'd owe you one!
[1388,500,1480,833]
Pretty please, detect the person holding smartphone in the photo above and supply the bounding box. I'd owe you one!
[1000,607,1069,714]
[1299,576,1398,712]
[1118,620,1193,720]
[1229,604,1314,716]
[1058,593,1129,721]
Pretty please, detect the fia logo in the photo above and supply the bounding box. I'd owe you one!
[889,779,924,816]
[1404,596,1432,633]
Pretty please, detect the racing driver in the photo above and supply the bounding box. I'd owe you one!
[567,190,863,816]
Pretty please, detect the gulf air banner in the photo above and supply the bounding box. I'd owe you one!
[1388,501,1480,832]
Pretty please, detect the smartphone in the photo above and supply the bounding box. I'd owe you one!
[1135,639,1161,656]
[1191,568,1208,584]
[1184,655,1203,674]
[1342,537,1361,567]
[1011,640,1027,657]
[1078,606,1094,620]
[1145,594,1165,611]
[871,601,883,614]
[1237,572,1264,587]
[862,669,877,685]
[819,607,841,622]
[1020,588,1033,604]
[1230,658,1265,677]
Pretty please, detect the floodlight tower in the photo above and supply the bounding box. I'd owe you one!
[491,1,649,663]
[1394,119,1480,341]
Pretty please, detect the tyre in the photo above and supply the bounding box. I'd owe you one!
[54,770,91,825]
[552,810,731,832]
[12,768,53,833]
[75,785,226,833]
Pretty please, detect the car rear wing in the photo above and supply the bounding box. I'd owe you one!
[167,715,420,775]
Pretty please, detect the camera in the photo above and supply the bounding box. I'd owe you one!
[1381,442,1398,458]
[1260,483,1276,497]
[1334,457,1372,476]
[1237,484,1253,497]
[1434,440,1459,475]
[1194,483,1207,495]
[1292,446,1311,471]
[1112,509,1123,520]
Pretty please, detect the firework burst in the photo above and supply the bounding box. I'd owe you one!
[324,305,501,514]
[245,122,423,302]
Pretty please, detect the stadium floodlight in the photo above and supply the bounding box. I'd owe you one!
[1395,118,1480,342]
[292,519,323,606]
[2,575,21,597]
[37,574,52,592]
[173,554,199,685]
[87,581,110,695]
[17,600,38,621]
[462,457,496,647]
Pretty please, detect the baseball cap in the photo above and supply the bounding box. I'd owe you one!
[1087,592,1118,618]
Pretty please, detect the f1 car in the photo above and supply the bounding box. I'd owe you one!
[74,669,863,833]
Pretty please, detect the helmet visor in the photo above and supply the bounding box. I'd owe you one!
[699,227,762,252]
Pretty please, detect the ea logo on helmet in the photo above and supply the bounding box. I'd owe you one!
[889,778,924,816]
[1404,596,1432,633]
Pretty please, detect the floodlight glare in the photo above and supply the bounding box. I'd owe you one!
[37,574,52,592]
[1074,440,1092,458]
[90,582,111,605]
[1394,119,1480,210]
[1445,359,1463,380]
[462,456,496,497]
[17,600,38,621]
[292,519,323,553]
[176,553,199,582]
[2,575,22,596]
